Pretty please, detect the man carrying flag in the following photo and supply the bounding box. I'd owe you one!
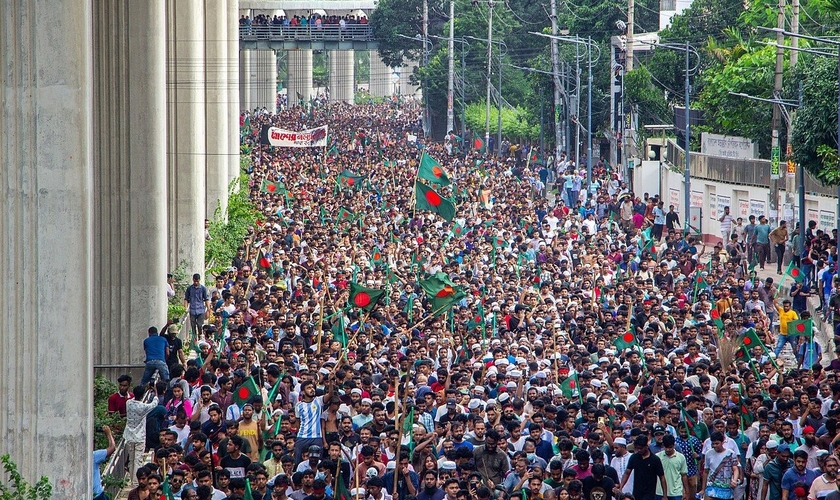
[773,298,800,359]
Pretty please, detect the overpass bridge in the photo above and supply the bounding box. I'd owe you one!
[238,2,419,109]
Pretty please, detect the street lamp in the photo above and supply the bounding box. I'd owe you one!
[729,91,804,239]
[638,40,700,237]
[758,26,840,239]
[532,33,600,193]
[429,35,471,139]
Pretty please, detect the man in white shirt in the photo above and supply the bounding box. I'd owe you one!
[125,385,159,487]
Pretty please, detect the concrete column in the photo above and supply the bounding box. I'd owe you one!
[250,50,278,111]
[287,49,313,103]
[0,1,94,498]
[240,49,252,112]
[228,0,241,182]
[401,61,421,96]
[91,0,169,380]
[369,51,393,97]
[167,0,207,272]
[330,49,355,103]
[205,0,230,216]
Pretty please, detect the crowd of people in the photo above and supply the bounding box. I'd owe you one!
[95,98,840,500]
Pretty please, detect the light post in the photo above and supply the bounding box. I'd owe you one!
[396,34,432,137]
[730,91,804,240]
[759,27,840,239]
[532,33,600,193]
[637,40,700,237]
[429,35,470,139]
[466,35,507,156]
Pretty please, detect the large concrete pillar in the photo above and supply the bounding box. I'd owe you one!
[228,0,242,182]
[0,1,94,498]
[205,0,230,216]
[240,49,252,112]
[250,50,278,110]
[330,50,355,103]
[167,0,207,272]
[287,49,313,103]
[91,0,169,379]
[369,51,393,97]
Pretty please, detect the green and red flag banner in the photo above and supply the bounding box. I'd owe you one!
[260,179,282,194]
[473,137,485,152]
[789,318,813,339]
[414,181,456,222]
[710,309,724,331]
[738,328,765,350]
[244,478,255,500]
[335,465,351,500]
[337,169,365,188]
[234,376,260,408]
[348,282,385,312]
[613,331,638,351]
[161,475,176,500]
[559,373,579,399]
[419,272,466,315]
[331,315,348,347]
[418,152,451,186]
[337,207,355,222]
[452,223,465,238]
[258,249,271,270]
[783,261,805,283]
[371,246,383,265]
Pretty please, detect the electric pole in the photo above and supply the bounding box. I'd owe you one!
[626,0,634,71]
[484,0,494,153]
[550,0,563,158]
[447,0,455,134]
[786,0,799,230]
[770,0,785,228]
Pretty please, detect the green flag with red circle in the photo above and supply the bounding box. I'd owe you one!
[783,261,805,283]
[613,331,638,350]
[418,152,451,186]
[738,328,766,350]
[349,282,385,312]
[789,318,813,339]
[709,308,724,331]
[559,373,579,399]
[414,181,456,222]
[337,169,365,189]
[233,376,261,408]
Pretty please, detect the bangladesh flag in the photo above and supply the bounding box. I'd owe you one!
[234,376,260,408]
[331,315,348,347]
[559,374,579,398]
[162,475,176,500]
[335,466,351,500]
[337,169,365,188]
[371,246,383,265]
[452,223,465,238]
[710,309,724,331]
[420,272,466,315]
[260,179,281,194]
[415,181,456,222]
[613,331,638,350]
[783,261,805,283]
[349,282,385,312]
[473,137,486,152]
[418,152,451,186]
[337,207,355,221]
[789,318,813,339]
[739,328,765,350]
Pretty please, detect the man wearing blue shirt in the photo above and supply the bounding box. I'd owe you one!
[141,325,170,385]
[93,425,116,500]
[781,449,819,500]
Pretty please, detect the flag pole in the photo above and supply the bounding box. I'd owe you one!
[316,289,326,354]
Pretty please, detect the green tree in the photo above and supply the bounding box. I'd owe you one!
[791,55,840,184]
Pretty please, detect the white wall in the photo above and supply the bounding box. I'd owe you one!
[633,161,839,242]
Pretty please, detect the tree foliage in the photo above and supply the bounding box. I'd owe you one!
[791,55,840,184]
[464,102,540,140]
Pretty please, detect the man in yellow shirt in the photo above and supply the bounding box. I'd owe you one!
[775,298,799,358]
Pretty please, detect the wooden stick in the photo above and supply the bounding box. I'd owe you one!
[392,374,402,499]
[316,290,326,354]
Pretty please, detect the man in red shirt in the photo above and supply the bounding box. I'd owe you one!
[107,374,134,417]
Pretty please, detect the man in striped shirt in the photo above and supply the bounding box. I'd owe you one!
[295,375,335,462]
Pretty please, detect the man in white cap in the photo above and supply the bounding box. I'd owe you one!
[610,437,634,494]
[353,397,373,429]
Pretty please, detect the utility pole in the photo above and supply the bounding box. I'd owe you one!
[497,46,503,156]
[447,0,455,134]
[550,0,563,158]
[786,0,799,231]
[485,1,494,155]
[627,0,634,72]
[770,0,785,229]
[422,0,430,137]
[586,36,593,187]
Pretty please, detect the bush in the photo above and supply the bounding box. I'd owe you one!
[205,166,261,279]
[0,454,52,500]
[93,375,124,450]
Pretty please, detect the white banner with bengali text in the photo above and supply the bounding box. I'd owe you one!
[265,125,328,147]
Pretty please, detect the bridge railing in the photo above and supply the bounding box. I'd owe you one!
[239,24,373,42]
